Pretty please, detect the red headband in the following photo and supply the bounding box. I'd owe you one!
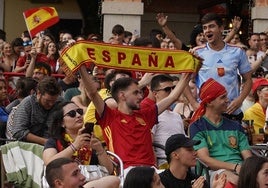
[191,78,227,123]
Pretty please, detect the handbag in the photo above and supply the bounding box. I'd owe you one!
[79,165,109,182]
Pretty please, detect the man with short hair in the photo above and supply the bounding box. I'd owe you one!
[159,134,209,188]
[46,158,86,188]
[150,74,185,168]
[248,33,268,70]
[79,64,190,171]
[10,77,62,145]
[45,157,120,188]
[190,78,252,186]
[191,12,252,123]
[33,62,51,81]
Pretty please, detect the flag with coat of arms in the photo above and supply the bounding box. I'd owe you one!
[23,7,59,38]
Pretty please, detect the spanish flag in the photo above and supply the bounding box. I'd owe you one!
[23,7,59,38]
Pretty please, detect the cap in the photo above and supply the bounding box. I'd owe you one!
[165,134,200,156]
[252,78,268,94]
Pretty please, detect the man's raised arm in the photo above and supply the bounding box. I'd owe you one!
[157,73,191,114]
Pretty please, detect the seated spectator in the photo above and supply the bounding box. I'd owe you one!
[243,78,268,134]
[238,156,268,188]
[29,62,52,82]
[10,77,62,145]
[159,134,208,188]
[45,157,120,188]
[123,166,164,188]
[5,77,37,140]
[190,78,252,186]
[0,42,17,72]
[150,74,185,168]
[5,77,37,113]
[43,101,114,175]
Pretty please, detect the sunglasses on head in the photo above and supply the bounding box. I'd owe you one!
[155,86,175,92]
[64,108,83,118]
[23,41,32,46]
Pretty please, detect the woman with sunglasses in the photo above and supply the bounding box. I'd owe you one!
[42,101,114,175]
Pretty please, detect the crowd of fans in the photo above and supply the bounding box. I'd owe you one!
[1,11,268,188]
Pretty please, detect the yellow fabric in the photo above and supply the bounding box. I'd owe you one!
[63,133,91,165]
[158,162,169,170]
[24,7,58,30]
[243,103,265,134]
[60,41,201,73]
[63,133,78,157]
[84,88,111,141]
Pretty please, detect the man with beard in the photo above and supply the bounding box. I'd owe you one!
[78,64,191,174]
[10,77,62,145]
[191,13,252,123]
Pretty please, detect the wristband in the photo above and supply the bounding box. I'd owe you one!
[70,143,77,152]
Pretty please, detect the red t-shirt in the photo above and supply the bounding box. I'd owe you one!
[140,97,155,108]
[96,104,158,169]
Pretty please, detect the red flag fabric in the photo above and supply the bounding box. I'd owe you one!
[23,7,59,38]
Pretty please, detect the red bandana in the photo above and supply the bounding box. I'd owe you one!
[191,78,227,123]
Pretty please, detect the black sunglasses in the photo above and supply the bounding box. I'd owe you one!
[64,108,83,118]
[155,86,175,92]
[23,41,32,47]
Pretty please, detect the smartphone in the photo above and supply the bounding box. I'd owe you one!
[27,54,31,61]
[82,122,94,134]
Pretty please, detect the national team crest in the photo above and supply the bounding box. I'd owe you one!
[228,136,237,148]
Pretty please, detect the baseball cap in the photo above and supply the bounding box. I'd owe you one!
[165,134,200,156]
[252,78,268,94]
